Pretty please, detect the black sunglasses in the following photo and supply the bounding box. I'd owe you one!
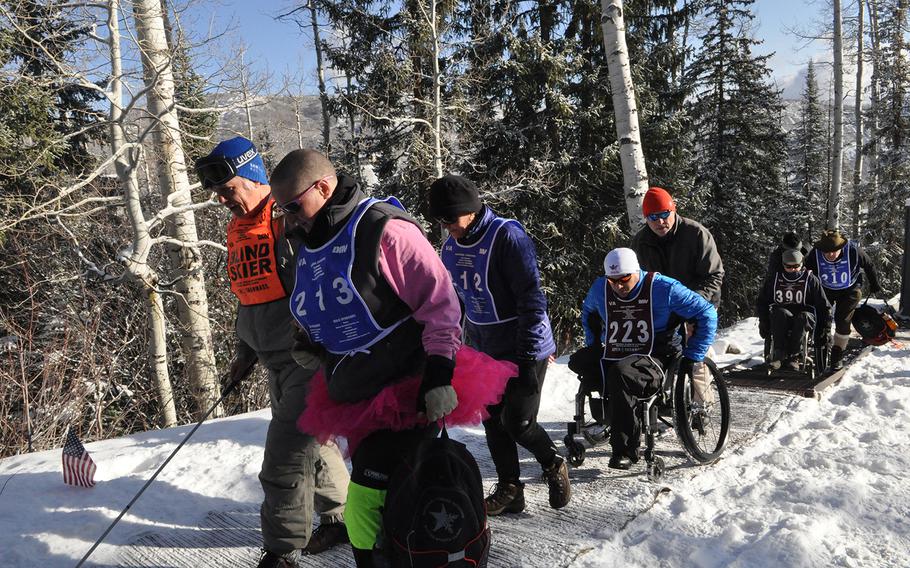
[435,215,459,225]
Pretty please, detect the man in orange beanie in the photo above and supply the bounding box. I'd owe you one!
[631,187,724,404]
[631,187,724,306]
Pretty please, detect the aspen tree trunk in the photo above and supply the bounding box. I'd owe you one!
[132,0,221,418]
[430,0,443,178]
[294,97,304,149]
[240,49,254,141]
[107,0,176,427]
[852,0,864,236]
[829,0,844,229]
[600,0,649,230]
[866,0,880,200]
[308,0,331,154]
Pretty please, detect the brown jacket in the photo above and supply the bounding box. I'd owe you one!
[631,215,724,308]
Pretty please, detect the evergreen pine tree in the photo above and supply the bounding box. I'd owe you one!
[685,0,787,322]
[787,60,828,239]
[863,0,909,290]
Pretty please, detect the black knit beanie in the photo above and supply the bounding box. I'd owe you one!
[428,175,482,220]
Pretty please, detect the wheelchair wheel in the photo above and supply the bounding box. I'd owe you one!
[673,358,730,464]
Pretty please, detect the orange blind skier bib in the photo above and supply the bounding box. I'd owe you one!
[226,200,286,305]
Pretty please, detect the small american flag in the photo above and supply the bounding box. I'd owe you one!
[62,428,97,488]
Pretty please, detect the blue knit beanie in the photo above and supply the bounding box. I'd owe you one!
[206,136,268,185]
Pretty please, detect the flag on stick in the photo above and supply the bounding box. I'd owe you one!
[62,428,97,487]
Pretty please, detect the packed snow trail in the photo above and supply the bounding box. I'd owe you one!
[570,336,910,568]
[1,321,907,567]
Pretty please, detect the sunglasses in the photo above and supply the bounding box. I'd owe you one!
[435,215,459,225]
[195,155,238,189]
[783,263,802,270]
[276,175,335,215]
[607,274,634,284]
[646,210,673,222]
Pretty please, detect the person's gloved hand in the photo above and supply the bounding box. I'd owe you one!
[869,283,882,297]
[226,344,257,389]
[418,354,457,421]
[758,318,769,339]
[516,360,540,394]
[291,327,325,371]
[425,385,458,422]
[678,356,697,376]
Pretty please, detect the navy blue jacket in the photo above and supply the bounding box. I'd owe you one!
[455,206,556,362]
[582,271,718,361]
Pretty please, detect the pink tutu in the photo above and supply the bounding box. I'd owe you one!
[297,346,516,455]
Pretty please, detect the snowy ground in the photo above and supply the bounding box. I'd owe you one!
[0,320,907,568]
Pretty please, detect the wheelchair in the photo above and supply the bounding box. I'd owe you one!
[762,308,828,379]
[564,348,731,481]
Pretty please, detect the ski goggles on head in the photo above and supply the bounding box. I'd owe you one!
[195,155,238,189]
[646,210,673,222]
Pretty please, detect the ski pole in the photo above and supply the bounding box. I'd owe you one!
[75,375,247,568]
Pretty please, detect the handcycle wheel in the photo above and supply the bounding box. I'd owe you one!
[673,358,730,464]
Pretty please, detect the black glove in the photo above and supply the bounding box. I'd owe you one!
[869,284,882,297]
[678,356,697,376]
[518,360,540,393]
[226,344,257,389]
[417,354,456,413]
[758,318,769,340]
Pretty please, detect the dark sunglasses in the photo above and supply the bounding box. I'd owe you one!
[607,274,634,284]
[646,210,673,222]
[276,175,335,215]
[783,263,802,270]
[194,155,237,189]
[435,215,458,225]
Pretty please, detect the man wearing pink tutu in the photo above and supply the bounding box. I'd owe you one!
[271,151,511,568]
[429,174,571,516]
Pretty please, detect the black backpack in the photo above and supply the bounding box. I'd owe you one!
[381,426,490,567]
[852,301,898,346]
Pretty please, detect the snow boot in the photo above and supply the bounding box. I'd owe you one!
[542,455,571,509]
[484,481,525,515]
[302,522,348,555]
[256,549,300,568]
[829,345,844,371]
[785,357,800,372]
[608,454,633,470]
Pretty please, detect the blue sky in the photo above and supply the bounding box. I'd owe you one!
[185,0,828,96]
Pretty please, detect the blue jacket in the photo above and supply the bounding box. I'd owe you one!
[457,206,556,362]
[581,271,718,361]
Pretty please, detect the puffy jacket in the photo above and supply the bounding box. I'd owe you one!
[453,206,556,362]
[631,215,724,308]
[581,271,718,362]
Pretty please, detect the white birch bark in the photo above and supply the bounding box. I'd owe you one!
[600,0,649,230]
[132,0,221,418]
[308,0,331,154]
[829,0,844,230]
[430,0,444,178]
[852,0,864,236]
[106,0,176,427]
